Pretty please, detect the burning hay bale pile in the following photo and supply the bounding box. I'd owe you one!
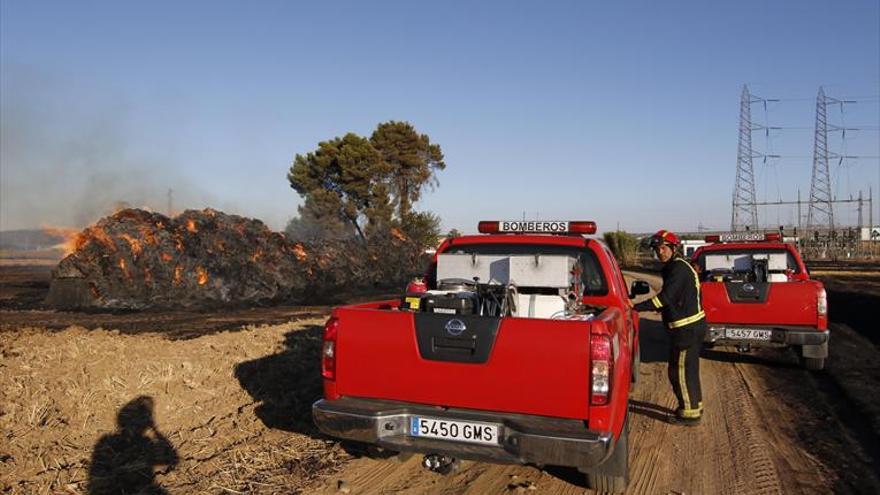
[46,208,408,310]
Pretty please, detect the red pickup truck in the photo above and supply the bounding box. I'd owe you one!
[692,233,829,370]
[312,221,648,492]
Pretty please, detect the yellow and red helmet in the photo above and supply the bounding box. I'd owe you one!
[649,229,680,248]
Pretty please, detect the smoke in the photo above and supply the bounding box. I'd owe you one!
[0,63,218,231]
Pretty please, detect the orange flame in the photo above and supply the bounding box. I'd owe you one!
[175,236,185,252]
[42,227,82,256]
[76,226,116,253]
[291,243,308,261]
[118,258,132,279]
[251,248,263,262]
[161,252,173,262]
[139,227,157,245]
[173,265,183,285]
[196,266,209,286]
[119,233,143,257]
[186,219,198,233]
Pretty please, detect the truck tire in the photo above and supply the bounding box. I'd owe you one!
[630,346,640,393]
[804,357,825,371]
[585,415,629,493]
[799,342,828,371]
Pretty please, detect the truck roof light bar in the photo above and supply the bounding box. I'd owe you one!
[705,233,783,243]
[477,221,597,235]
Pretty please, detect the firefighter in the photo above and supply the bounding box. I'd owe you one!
[634,229,706,425]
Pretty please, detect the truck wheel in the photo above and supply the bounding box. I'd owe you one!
[585,416,629,493]
[803,357,825,371]
[630,347,640,393]
[799,342,828,371]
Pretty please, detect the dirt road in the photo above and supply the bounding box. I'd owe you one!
[305,339,822,495]
[2,270,879,494]
[304,273,880,495]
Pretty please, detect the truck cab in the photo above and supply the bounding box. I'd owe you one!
[692,232,829,369]
[312,221,648,493]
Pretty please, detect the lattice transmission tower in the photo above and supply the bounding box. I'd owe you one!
[731,85,759,231]
[807,86,834,233]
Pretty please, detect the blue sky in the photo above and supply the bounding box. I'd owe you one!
[2,0,878,233]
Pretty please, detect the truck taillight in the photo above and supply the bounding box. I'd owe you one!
[322,317,339,380]
[817,288,827,316]
[590,334,613,405]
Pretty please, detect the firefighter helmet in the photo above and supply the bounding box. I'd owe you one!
[649,229,680,248]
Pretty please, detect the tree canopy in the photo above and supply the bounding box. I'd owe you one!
[287,133,391,242]
[287,121,445,245]
[370,121,445,219]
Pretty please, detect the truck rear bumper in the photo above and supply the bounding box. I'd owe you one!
[705,324,829,347]
[313,397,613,470]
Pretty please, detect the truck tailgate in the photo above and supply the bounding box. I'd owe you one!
[702,281,820,326]
[334,307,592,420]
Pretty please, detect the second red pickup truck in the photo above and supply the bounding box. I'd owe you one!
[692,233,829,370]
[313,220,648,493]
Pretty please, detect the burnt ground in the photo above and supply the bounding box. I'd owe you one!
[0,264,391,339]
[1,261,880,494]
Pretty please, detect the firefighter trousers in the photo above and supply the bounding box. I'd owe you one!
[666,320,707,418]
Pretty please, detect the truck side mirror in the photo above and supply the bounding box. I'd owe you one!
[629,280,651,299]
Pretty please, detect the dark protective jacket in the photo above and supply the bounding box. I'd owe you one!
[634,255,704,329]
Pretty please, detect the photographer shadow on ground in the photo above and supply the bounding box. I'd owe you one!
[87,396,178,495]
[234,325,326,437]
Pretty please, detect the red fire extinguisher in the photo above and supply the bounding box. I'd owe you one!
[402,277,427,311]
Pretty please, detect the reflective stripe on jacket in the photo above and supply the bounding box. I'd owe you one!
[634,255,704,329]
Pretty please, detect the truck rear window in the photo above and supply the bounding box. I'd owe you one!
[696,248,800,281]
[438,243,608,295]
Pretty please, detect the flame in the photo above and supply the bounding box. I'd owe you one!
[139,227,157,245]
[291,243,308,261]
[173,265,183,285]
[251,248,263,262]
[77,226,116,252]
[42,226,82,256]
[186,219,198,233]
[196,266,209,285]
[119,233,143,257]
[118,258,132,279]
[175,236,185,252]
[161,252,173,262]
